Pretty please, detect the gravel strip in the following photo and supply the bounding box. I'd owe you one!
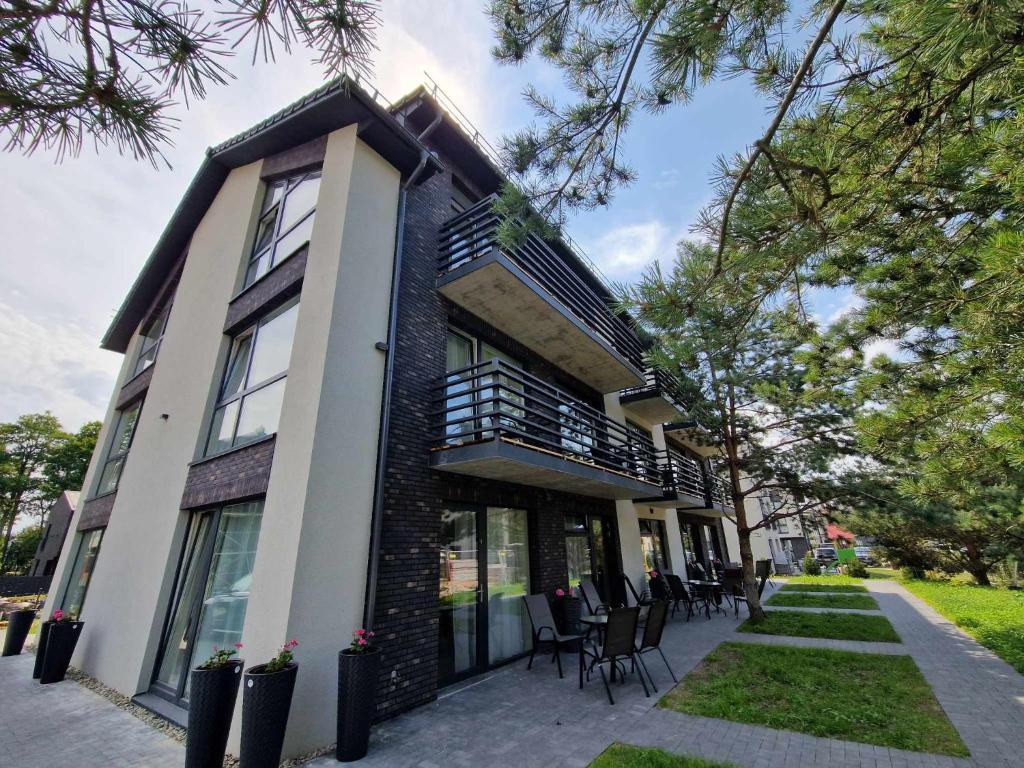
[66,666,334,767]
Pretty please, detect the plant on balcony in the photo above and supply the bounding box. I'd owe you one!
[38,608,84,684]
[187,643,244,768]
[337,629,381,762]
[241,640,300,768]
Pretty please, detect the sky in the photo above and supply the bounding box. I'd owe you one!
[0,1,857,431]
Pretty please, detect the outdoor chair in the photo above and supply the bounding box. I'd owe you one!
[623,573,656,605]
[756,558,776,588]
[723,569,769,618]
[579,576,613,615]
[665,572,700,620]
[523,594,585,679]
[633,600,677,692]
[579,606,649,705]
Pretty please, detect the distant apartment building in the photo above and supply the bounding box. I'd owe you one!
[44,78,740,758]
[29,490,79,577]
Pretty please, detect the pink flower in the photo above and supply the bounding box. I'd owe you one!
[234,642,244,650]
[554,588,565,597]
[367,631,375,638]
[53,609,64,621]
[284,640,299,650]
[650,570,659,578]
[354,628,366,636]
[358,638,367,646]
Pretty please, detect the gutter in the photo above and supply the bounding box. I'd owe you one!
[363,111,444,630]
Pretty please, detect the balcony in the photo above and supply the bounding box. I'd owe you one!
[619,368,688,424]
[430,360,663,499]
[663,421,720,458]
[437,196,646,393]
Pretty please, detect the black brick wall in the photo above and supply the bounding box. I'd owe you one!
[78,493,115,532]
[180,437,276,509]
[369,168,615,720]
[116,365,154,410]
[224,248,306,334]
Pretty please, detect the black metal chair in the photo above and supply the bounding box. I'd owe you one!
[723,569,770,618]
[665,572,700,620]
[623,573,655,606]
[633,600,677,692]
[579,576,613,615]
[523,594,585,679]
[579,606,649,705]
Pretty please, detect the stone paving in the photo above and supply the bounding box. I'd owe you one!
[1,579,1021,768]
[302,580,1024,768]
[0,652,184,767]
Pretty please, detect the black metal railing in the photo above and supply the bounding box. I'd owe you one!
[620,368,688,411]
[438,196,646,372]
[708,474,729,506]
[433,360,661,484]
[659,448,707,500]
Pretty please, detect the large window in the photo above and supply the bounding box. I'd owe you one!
[639,518,670,573]
[243,172,321,288]
[96,401,142,495]
[60,528,104,618]
[205,299,299,456]
[153,501,263,706]
[132,297,173,377]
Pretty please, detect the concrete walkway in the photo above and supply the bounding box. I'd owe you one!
[0,653,184,767]
[302,580,1024,768]
[1,580,1020,767]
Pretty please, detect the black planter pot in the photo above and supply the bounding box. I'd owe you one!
[554,596,582,635]
[39,621,83,684]
[186,660,243,768]
[2,608,36,657]
[32,621,52,679]
[336,648,380,762]
[240,662,298,768]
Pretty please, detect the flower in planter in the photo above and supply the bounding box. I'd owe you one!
[554,588,565,598]
[51,608,74,623]
[348,629,376,654]
[198,642,243,670]
[262,639,299,673]
[649,570,659,579]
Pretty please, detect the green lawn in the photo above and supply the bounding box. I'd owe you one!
[660,643,967,756]
[867,567,900,579]
[781,575,868,590]
[903,579,1024,673]
[589,744,737,768]
[738,610,900,642]
[767,592,879,610]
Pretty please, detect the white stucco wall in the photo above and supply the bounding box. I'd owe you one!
[228,126,399,757]
[47,161,266,694]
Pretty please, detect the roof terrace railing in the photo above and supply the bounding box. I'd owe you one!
[660,448,707,500]
[438,196,646,373]
[433,360,661,484]
[620,368,689,410]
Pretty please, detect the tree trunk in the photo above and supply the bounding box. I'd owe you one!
[967,564,991,586]
[737,530,766,621]
[0,514,16,574]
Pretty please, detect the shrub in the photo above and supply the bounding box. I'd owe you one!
[845,559,869,578]
[901,566,926,580]
[803,551,821,576]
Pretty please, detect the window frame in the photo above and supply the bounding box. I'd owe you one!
[58,527,105,617]
[131,299,172,377]
[242,170,322,289]
[204,298,299,457]
[95,400,143,497]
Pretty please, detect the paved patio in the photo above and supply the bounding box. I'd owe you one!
[1,580,1021,767]
[0,653,183,767]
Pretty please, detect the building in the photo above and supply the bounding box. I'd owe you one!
[43,78,736,759]
[29,490,79,578]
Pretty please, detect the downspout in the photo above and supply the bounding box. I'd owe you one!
[363,112,444,630]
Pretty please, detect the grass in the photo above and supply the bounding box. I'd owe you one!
[867,567,900,579]
[660,642,968,756]
[766,592,879,610]
[738,610,901,642]
[780,574,868,590]
[589,744,737,768]
[902,579,1024,673]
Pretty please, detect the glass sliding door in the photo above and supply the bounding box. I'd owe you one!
[486,507,530,664]
[639,519,670,573]
[439,508,479,682]
[152,501,263,706]
[564,513,617,603]
[438,505,531,684]
[59,528,104,617]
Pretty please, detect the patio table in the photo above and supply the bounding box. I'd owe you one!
[684,580,726,617]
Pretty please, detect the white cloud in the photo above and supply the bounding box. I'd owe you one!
[584,220,678,282]
[863,338,901,363]
[0,301,122,429]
